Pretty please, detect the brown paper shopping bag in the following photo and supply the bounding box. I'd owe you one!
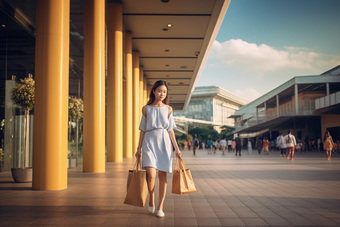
[172,158,196,194]
[124,157,148,207]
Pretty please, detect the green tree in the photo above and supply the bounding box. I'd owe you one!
[220,125,235,139]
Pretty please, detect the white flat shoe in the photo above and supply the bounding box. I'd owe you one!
[156,210,165,218]
[148,204,155,213]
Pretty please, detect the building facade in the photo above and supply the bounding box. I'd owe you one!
[231,65,340,143]
[173,86,249,131]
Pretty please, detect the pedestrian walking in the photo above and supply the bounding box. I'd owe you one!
[231,139,236,152]
[136,80,181,218]
[285,131,296,160]
[220,137,227,155]
[256,137,263,155]
[323,131,335,160]
[192,135,198,156]
[227,139,232,152]
[278,132,287,156]
[248,140,252,154]
[207,139,212,154]
[235,134,242,156]
[263,137,269,155]
[270,139,275,151]
[187,140,191,151]
[317,138,321,151]
[295,139,301,154]
[276,135,280,151]
[213,139,218,153]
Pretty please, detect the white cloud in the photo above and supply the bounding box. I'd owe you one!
[209,39,340,74]
[234,88,262,102]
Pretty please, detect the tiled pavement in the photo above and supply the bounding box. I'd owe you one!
[1,149,340,226]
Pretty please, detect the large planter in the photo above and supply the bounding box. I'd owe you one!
[11,167,32,183]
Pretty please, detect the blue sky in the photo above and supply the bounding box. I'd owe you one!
[197,0,340,101]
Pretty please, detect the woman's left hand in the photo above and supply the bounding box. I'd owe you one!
[175,149,182,158]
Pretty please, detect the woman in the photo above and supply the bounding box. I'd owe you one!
[136,80,181,218]
[323,131,335,160]
[256,137,263,155]
[296,139,302,154]
[231,139,236,152]
[207,139,212,154]
[285,130,296,160]
[187,140,191,151]
[263,137,269,155]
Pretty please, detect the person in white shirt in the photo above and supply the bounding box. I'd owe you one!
[276,135,281,151]
[285,130,296,160]
[227,139,232,152]
[278,132,287,157]
[220,138,227,155]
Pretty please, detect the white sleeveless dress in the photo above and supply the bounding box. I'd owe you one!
[139,105,177,173]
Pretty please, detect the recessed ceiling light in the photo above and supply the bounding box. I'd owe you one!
[162,28,168,31]
[165,65,170,66]
[1,24,5,27]
[165,50,169,52]
[167,24,172,28]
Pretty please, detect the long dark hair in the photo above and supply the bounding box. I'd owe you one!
[324,131,330,142]
[147,80,169,105]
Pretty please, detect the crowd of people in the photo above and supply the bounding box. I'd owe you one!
[186,131,339,160]
[188,135,242,156]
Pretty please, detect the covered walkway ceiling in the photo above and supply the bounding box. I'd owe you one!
[1,0,230,110]
[123,0,230,110]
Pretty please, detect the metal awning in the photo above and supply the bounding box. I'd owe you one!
[228,114,244,118]
[237,128,270,138]
[234,116,293,134]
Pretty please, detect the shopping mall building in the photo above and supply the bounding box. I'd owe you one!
[230,65,340,143]
[173,86,248,132]
[0,0,231,189]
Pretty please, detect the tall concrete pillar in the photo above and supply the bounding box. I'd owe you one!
[33,0,70,190]
[132,52,140,154]
[147,85,152,103]
[123,31,133,158]
[143,76,147,105]
[107,2,123,162]
[83,0,106,172]
[139,67,144,120]
[294,84,299,115]
[276,95,279,117]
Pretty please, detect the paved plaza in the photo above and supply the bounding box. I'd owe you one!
[1,149,340,226]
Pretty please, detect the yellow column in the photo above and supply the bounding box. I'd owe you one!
[147,85,152,102]
[139,67,144,119]
[133,51,140,154]
[143,76,147,104]
[107,2,123,162]
[83,0,105,172]
[33,0,69,190]
[124,31,133,158]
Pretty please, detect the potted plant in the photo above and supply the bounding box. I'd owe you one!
[68,96,83,167]
[10,75,35,182]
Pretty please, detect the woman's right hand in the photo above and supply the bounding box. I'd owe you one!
[135,147,141,157]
